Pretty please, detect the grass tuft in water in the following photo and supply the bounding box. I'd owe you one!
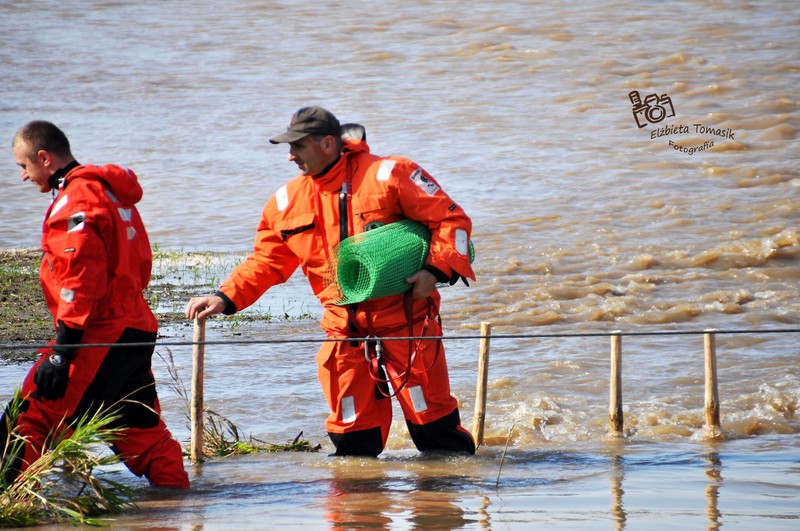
[0,390,136,527]
[201,410,321,457]
[157,347,321,458]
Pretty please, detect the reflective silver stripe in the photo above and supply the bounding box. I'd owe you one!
[456,229,468,256]
[341,396,356,423]
[60,287,75,303]
[376,160,396,182]
[276,185,289,211]
[50,194,69,217]
[104,189,120,203]
[408,386,428,413]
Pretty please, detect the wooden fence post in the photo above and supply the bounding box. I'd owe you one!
[190,317,206,464]
[704,330,721,431]
[609,332,623,436]
[472,321,491,448]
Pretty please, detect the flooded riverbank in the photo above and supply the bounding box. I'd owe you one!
[2,0,799,527]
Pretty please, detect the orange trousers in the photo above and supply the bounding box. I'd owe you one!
[1,328,188,489]
[316,316,475,456]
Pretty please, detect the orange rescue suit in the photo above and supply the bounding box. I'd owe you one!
[218,139,476,455]
[2,164,188,488]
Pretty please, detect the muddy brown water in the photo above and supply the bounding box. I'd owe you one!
[1,0,798,528]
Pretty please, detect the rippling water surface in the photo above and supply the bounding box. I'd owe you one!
[1,0,798,528]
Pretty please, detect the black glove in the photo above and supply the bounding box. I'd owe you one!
[34,321,84,401]
[34,348,73,401]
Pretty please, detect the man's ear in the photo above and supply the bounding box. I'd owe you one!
[323,135,338,154]
[37,149,51,167]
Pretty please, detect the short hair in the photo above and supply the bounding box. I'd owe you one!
[13,120,72,160]
[310,133,344,151]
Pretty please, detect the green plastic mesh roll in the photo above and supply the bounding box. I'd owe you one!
[331,219,431,305]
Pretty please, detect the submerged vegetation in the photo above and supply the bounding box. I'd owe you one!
[0,247,317,359]
[0,391,135,527]
[149,247,316,326]
[159,347,322,458]
[202,410,321,457]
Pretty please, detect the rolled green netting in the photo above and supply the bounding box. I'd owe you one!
[329,219,476,306]
[332,219,431,305]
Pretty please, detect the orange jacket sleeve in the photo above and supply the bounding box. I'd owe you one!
[217,196,302,313]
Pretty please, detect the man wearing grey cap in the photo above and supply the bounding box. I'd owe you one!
[187,106,476,457]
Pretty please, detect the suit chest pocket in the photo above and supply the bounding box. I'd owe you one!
[275,213,318,253]
[351,194,398,233]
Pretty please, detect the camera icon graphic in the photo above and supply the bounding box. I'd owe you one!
[629,90,675,128]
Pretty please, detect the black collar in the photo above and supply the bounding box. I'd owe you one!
[48,160,81,192]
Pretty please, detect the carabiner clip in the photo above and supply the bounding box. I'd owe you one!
[363,337,382,362]
[364,336,373,362]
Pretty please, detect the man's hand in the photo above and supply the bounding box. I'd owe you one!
[185,295,226,320]
[405,269,437,299]
[34,349,72,401]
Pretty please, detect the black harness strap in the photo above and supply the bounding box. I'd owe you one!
[349,293,442,399]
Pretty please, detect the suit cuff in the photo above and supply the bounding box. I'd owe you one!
[54,320,84,360]
[214,291,238,315]
[422,264,450,283]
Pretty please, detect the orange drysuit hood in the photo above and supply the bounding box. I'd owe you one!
[63,164,144,204]
[342,137,370,155]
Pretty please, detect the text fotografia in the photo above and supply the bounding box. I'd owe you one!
[651,124,735,140]
[669,139,714,155]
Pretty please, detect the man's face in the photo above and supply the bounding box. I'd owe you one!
[288,135,334,177]
[13,142,52,193]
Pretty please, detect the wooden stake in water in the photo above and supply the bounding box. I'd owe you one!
[191,317,206,463]
[704,330,721,431]
[609,332,623,436]
[472,321,491,448]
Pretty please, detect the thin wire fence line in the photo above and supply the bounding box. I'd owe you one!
[2,327,800,351]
